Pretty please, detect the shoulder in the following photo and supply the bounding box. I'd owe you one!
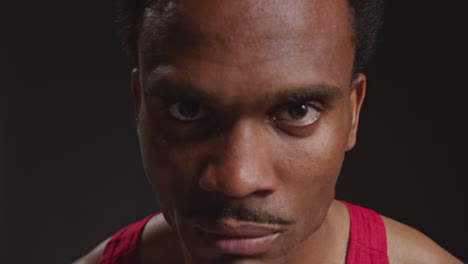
[72,238,110,264]
[381,215,463,264]
[73,213,183,264]
[140,212,184,263]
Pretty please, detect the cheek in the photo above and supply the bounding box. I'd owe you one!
[274,115,348,227]
[279,139,344,214]
[138,108,202,212]
[278,114,348,189]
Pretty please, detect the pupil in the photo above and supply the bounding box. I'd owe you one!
[288,104,307,119]
[179,102,199,118]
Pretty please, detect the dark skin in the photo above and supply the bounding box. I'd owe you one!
[75,0,462,263]
[138,0,358,262]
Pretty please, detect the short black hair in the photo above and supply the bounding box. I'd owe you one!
[116,0,384,76]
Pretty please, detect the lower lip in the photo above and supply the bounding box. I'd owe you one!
[196,229,281,256]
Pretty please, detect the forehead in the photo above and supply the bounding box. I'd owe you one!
[138,0,355,93]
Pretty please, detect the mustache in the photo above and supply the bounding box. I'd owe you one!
[185,204,294,225]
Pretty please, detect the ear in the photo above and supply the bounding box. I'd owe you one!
[346,73,366,151]
[131,68,141,122]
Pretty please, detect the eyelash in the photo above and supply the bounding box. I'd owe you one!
[159,100,322,123]
[271,101,322,115]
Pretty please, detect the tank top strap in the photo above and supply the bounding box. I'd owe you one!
[340,201,390,264]
[98,212,160,264]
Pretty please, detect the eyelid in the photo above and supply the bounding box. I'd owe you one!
[169,102,206,121]
[271,101,321,128]
[159,98,181,110]
[288,99,323,111]
[160,100,212,123]
[270,100,322,117]
[159,97,199,110]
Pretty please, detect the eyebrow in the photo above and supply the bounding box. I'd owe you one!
[144,79,216,103]
[144,79,344,106]
[276,84,345,104]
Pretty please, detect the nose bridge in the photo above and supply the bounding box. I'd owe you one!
[225,118,258,161]
[198,119,277,198]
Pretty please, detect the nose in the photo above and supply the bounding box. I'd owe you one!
[198,119,278,198]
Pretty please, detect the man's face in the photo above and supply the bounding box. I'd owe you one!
[135,0,364,263]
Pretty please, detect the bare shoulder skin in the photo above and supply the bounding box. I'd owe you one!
[72,213,183,264]
[72,238,109,264]
[139,213,185,264]
[383,216,463,264]
[73,201,463,264]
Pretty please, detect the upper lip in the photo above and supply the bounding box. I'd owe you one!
[194,219,285,238]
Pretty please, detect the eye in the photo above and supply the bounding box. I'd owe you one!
[168,101,206,121]
[275,103,320,127]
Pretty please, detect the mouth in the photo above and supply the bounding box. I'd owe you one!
[194,219,284,256]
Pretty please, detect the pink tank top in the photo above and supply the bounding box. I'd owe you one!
[98,202,389,264]
[341,201,390,264]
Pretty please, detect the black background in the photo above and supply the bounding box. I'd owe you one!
[2,0,467,263]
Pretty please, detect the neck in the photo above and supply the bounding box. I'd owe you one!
[284,200,350,264]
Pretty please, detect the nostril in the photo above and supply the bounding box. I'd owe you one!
[198,162,277,198]
[198,172,219,193]
[197,123,278,197]
[253,190,273,198]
